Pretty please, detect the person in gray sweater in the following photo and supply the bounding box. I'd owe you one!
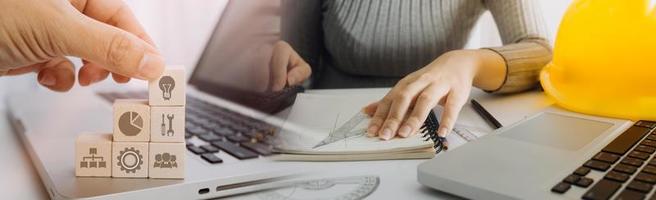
[271,0,553,141]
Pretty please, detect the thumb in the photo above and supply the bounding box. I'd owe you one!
[63,16,164,80]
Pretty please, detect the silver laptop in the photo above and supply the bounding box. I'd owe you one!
[417,108,656,199]
[5,1,307,199]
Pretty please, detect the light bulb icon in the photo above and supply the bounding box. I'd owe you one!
[158,76,175,100]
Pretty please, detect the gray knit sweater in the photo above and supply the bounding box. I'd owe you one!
[282,0,553,93]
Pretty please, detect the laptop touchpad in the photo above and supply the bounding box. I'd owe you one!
[499,112,613,151]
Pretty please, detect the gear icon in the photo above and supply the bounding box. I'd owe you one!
[117,147,143,173]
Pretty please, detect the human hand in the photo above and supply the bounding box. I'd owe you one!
[364,49,504,140]
[268,41,311,91]
[0,0,164,91]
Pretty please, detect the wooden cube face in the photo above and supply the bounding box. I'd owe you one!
[113,99,150,142]
[75,134,112,177]
[149,142,185,179]
[150,106,185,143]
[149,68,186,106]
[112,142,149,178]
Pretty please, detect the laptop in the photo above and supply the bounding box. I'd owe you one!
[5,0,308,199]
[417,107,656,199]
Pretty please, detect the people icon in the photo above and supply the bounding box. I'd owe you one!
[153,153,177,168]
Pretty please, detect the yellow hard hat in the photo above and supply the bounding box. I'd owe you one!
[540,0,656,120]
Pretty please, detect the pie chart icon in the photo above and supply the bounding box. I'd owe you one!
[119,111,144,136]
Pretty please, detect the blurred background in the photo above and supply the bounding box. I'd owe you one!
[0,0,571,109]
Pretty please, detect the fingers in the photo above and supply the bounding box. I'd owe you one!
[269,41,311,91]
[286,60,311,86]
[78,61,109,86]
[8,58,75,92]
[37,57,76,92]
[437,90,468,137]
[362,101,379,116]
[367,98,390,137]
[6,64,46,76]
[285,45,311,86]
[63,1,164,81]
[67,0,157,84]
[371,79,431,140]
[401,84,449,137]
[68,18,164,80]
[112,73,131,83]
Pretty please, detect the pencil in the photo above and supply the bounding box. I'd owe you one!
[470,99,503,129]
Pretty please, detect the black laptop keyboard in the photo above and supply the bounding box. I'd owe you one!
[98,91,284,164]
[551,120,656,200]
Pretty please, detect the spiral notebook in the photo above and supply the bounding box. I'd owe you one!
[274,93,442,161]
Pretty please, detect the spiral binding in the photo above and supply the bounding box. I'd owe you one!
[420,110,447,154]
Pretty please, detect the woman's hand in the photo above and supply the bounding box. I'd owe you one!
[268,41,312,91]
[364,49,506,140]
[0,0,164,92]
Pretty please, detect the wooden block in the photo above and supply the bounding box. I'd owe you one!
[112,142,149,178]
[149,68,186,106]
[113,99,150,142]
[150,106,185,142]
[75,134,112,177]
[149,142,185,179]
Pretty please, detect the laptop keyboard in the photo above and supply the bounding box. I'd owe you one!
[97,91,280,164]
[551,120,656,200]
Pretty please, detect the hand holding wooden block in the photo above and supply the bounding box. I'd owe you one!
[112,142,149,178]
[149,143,185,179]
[75,134,112,177]
[77,68,187,180]
[113,99,150,142]
[149,68,186,106]
[150,106,185,142]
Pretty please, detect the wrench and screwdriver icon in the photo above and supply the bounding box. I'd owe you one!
[161,114,175,136]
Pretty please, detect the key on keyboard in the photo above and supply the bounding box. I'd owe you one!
[241,142,273,156]
[551,123,656,199]
[582,179,621,200]
[211,141,258,160]
[602,126,650,155]
[201,153,223,164]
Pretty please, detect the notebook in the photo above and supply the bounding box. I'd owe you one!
[273,93,437,161]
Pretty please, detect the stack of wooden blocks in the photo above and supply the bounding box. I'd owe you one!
[75,68,186,179]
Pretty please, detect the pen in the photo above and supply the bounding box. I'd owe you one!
[470,99,503,129]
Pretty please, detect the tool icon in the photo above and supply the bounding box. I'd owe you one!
[117,147,144,173]
[158,76,175,100]
[153,153,178,168]
[167,114,175,136]
[80,148,106,168]
[160,114,166,136]
[160,114,175,136]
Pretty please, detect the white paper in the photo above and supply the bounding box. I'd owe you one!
[275,93,493,154]
[276,93,433,154]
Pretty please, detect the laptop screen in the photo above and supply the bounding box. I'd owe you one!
[188,0,284,112]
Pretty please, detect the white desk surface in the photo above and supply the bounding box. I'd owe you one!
[0,88,553,200]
